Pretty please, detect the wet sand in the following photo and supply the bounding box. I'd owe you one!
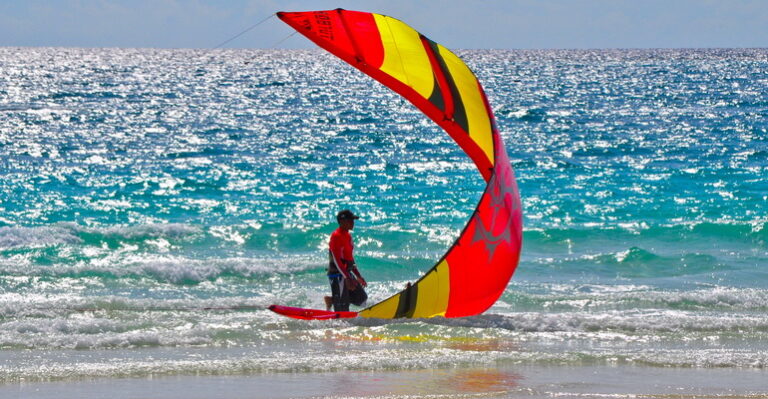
[4,364,768,399]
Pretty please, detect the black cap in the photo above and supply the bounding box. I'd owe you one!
[336,209,359,222]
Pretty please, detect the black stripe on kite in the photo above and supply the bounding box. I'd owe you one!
[426,39,469,134]
[427,74,446,114]
[395,282,418,318]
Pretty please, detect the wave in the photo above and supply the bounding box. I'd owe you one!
[0,224,83,249]
[421,310,768,334]
[525,220,767,246]
[6,286,767,348]
[0,254,325,286]
[45,91,124,100]
[0,223,201,250]
[3,219,763,254]
[500,284,768,312]
[2,305,767,383]
[0,220,765,288]
[0,222,441,281]
[522,247,737,282]
[520,221,767,282]
[0,102,67,113]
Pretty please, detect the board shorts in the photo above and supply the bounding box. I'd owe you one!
[328,273,367,312]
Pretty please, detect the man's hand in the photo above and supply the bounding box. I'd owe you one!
[349,264,367,288]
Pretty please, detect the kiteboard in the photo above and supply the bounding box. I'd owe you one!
[268,305,358,320]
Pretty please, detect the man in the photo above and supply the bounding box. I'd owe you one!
[324,209,367,311]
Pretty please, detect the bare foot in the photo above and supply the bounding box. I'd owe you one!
[324,296,333,311]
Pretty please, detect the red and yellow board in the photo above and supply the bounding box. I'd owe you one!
[269,305,358,320]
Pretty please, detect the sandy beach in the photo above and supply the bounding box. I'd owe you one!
[4,364,768,399]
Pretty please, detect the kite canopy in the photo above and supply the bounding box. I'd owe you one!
[277,9,523,318]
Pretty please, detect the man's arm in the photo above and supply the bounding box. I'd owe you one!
[350,265,367,287]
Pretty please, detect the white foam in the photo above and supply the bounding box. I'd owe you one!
[0,224,82,249]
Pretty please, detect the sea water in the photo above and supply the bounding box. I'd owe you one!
[1,47,767,390]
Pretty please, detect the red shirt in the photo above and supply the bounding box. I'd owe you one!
[328,227,354,278]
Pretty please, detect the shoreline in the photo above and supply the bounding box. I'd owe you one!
[3,364,768,399]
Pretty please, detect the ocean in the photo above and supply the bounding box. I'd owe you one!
[1,47,767,397]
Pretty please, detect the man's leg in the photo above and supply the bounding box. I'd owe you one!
[329,275,350,312]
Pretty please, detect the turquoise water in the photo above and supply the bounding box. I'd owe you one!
[1,47,767,382]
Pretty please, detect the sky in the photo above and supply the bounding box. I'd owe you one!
[1,0,767,49]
